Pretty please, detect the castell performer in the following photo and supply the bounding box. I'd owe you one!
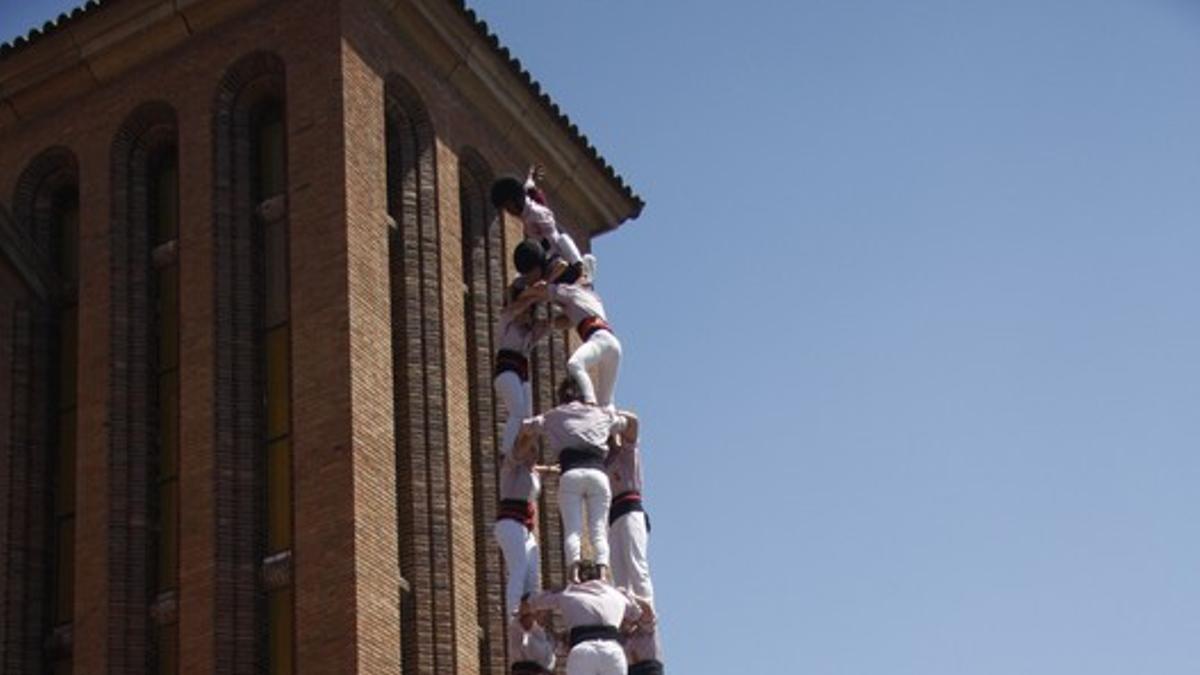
[494,277,556,456]
[517,378,636,580]
[492,164,588,284]
[508,607,557,675]
[605,423,654,604]
[622,618,665,675]
[494,404,546,617]
[521,560,653,675]
[519,264,622,410]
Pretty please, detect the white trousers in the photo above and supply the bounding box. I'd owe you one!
[608,511,654,602]
[566,640,627,675]
[494,519,540,616]
[568,330,622,409]
[558,468,611,566]
[494,371,532,456]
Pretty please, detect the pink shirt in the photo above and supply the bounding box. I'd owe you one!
[527,580,641,630]
[623,620,664,664]
[521,198,582,265]
[497,310,537,355]
[498,454,540,502]
[546,283,607,326]
[605,441,643,496]
[528,402,627,459]
[507,619,556,669]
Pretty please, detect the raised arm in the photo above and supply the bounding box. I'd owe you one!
[518,281,550,304]
[617,410,639,445]
[513,419,542,465]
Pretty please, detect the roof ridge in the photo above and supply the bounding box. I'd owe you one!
[451,1,643,220]
[1,0,644,222]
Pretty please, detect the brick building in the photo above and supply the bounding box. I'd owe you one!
[0,1,642,673]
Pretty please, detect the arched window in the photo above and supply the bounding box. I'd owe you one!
[213,52,293,675]
[458,148,509,671]
[110,100,180,674]
[7,146,79,674]
[385,75,453,674]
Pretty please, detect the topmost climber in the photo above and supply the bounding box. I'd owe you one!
[492,165,588,284]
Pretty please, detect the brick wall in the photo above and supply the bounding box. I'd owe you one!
[0,0,608,673]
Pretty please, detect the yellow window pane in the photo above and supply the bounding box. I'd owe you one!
[264,326,290,439]
[263,220,288,327]
[268,588,294,675]
[59,306,77,409]
[55,518,74,623]
[57,410,75,516]
[157,266,179,370]
[158,371,178,479]
[156,479,178,590]
[156,624,178,675]
[267,438,292,552]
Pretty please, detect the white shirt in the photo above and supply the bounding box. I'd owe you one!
[527,402,628,459]
[498,454,540,502]
[623,620,664,664]
[497,310,538,355]
[546,283,608,326]
[508,619,557,669]
[521,197,583,265]
[527,580,642,630]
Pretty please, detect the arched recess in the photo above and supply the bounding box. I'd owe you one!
[212,51,294,675]
[385,74,454,675]
[458,148,509,673]
[109,100,180,675]
[3,146,79,674]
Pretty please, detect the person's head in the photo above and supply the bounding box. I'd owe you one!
[557,376,584,406]
[491,176,525,216]
[577,560,603,582]
[513,240,548,280]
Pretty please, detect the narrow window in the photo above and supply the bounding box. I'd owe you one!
[253,101,294,675]
[149,148,180,674]
[52,186,79,675]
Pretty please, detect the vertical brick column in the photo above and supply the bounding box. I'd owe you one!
[176,85,217,675]
[74,136,112,675]
[286,18,359,674]
[337,41,402,675]
[435,139,480,675]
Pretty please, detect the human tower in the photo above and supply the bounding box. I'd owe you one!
[487,166,663,675]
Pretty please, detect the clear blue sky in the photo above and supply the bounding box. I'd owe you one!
[6,2,1200,673]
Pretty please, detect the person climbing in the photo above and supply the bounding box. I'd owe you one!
[521,560,652,675]
[495,393,552,617]
[517,268,622,410]
[621,616,664,675]
[494,277,553,456]
[492,164,589,284]
[604,417,654,604]
[508,605,557,675]
[516,378,635,580]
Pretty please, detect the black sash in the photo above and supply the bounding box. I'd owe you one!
[510,661,550,675]
[497,499,534,529]
[494,349,530,381]
[558,446,606,474]
[609,491,646,526]
[568,624,621,648]
[629,660,665,675]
